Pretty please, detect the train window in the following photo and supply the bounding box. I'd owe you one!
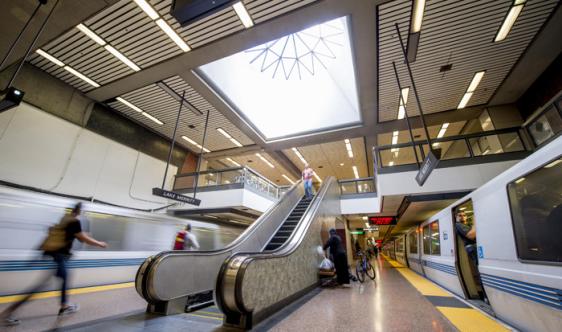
[430,222,440,255]
[409,232,417,254]
[423,225,430,254]
[507,156,562,263]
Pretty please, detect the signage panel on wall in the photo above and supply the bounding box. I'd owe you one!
[368,216,397,226]
[152,187,201,206]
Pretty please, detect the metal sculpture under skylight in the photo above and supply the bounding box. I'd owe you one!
[246,20,344,80]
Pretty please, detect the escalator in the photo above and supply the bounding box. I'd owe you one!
[264,197,312,251]
[215,177,341,329]
[135,180,307,315]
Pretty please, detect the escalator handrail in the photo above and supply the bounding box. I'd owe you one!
[136,179,303,302]
[215,177,336,316]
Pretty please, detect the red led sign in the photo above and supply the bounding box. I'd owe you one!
[368,216,397,225]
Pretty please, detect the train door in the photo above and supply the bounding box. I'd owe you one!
[452,200,485,300]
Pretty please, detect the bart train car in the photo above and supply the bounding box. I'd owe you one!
[0,186,243,296]
[385,135,562,332]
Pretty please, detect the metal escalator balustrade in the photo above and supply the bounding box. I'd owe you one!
[264,197,312,251]
[215,177,341,329]
[135,179,305,315]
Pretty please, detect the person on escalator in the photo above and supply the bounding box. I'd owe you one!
[302,164,314,199]
[173,224,200,251]
[323,228,351,288]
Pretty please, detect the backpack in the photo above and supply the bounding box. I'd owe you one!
[40,216,72,252]
[174,230,186,250]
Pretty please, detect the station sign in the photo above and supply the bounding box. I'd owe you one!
[368,216,397,225]
[152,187,201,206]
[415,149,440,186]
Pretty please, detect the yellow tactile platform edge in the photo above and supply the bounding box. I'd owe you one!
[0,282,135,304]
[381,255,510,332]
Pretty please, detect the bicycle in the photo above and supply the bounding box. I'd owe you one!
[355,251,376,283]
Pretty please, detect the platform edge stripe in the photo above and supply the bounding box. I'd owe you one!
[483,281,562,310]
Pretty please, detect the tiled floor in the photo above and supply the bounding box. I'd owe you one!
[0,256,506,331]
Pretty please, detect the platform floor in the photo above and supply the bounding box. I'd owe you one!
[0,256,511,331]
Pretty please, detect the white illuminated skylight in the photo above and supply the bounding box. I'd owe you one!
[198,16,360,140]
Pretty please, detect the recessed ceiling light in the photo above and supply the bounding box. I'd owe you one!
[256,153,274,168]
[232,1,254,28]
[282,174,295,184]
[344,139,354,158]
[411,0,426,33]
[181,135,210,153]
[495,1,526,42]
[352,165,359,179]
[292,147,307,165]
[116,97,142,112]
[340,163,344,166]
[141,111,163,125]
[35,49,64,67]
[388,161,395,166]
[226,157,241,167]
[458,71,485,109]
[437,122,449,138]
[104,45,141,71]
[133,0,159,20]
[217,127,243,147]
[544,159,561,169]
[398,87,410,120]
[76,24,106,46]
[63,66,100,88]
[156,19,190,52]
[313,171,322,183]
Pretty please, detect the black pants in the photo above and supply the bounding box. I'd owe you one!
[334,252,350,285]
[1,253,69,317]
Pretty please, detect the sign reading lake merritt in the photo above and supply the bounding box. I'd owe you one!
[152,188,201,206]
[415,149,440,186]
[368,216,397,225]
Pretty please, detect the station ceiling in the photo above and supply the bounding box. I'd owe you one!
[2,0,561,187]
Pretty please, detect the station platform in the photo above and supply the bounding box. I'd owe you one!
[0,257,511,332]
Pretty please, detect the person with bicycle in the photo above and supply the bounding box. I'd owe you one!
[323,228,350,287]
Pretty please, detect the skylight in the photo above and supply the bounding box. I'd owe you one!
[197,16,360,141]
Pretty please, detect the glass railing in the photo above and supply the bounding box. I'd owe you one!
[374,127,530,170]
[173,167,288,199]
[339,177,376,196]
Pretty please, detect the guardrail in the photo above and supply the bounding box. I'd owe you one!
[173,167,289,199]
[338,177,376,196]
[373,127,532,173]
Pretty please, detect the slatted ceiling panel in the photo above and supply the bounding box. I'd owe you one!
[378,0,558,122]
[224,152,293,185]
[247,0,318,24]
[107,76,254,152]
[282,137,368,181]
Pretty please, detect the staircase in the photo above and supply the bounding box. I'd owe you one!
[263,196,312,251]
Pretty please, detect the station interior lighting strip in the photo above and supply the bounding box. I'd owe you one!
[406,0,426,62]
[282,174,295,184]
[433,122,450,147]
[35,49,100,88]
[76,24,141,72]
[217,128,243,147]
[391,130,399,153]
[398,87,409,119]
[232,1,254,28]
[344,139,354,158]
[255,153,275,168]
[134,0,191,52]
[226,157,241,167]
[313,171,322,183]
[352,165,359,179]
[458,71,485,109]
[292,147,307,165]
[411,0,426,33]
[182,136,211,153]
[115,97,163,125]
[495,0,527,42]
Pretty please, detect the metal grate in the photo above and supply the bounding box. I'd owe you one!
[377,0,558,122]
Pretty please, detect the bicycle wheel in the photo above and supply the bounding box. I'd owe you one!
[366,262,376,280]
[355,261,365,283]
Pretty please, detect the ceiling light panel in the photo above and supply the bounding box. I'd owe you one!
[181,135,210,153]
[377,0,558,121]
[256,153,275,168]
[35,49,64,67]
[76,24,106,46]
[107,76,253,152]
[233,1,254,28]
[217,127,243,147]
[344,139,354,158]
[410,0,426,33]
[282,174,295,185]
[292,148,308,165]
[494,2,526,42]
[352,166,359,179]
[226,157,241,167]
[28,0,320,91]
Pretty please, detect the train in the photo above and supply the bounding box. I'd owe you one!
[0,186,243,296]
[382,135,562,332]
